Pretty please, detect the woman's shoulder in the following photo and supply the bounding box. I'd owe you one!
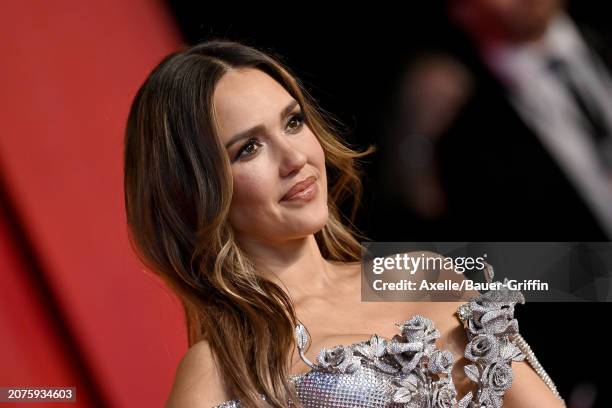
[165,339,231,408]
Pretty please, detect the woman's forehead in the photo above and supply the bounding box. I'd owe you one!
[213,68,294,141]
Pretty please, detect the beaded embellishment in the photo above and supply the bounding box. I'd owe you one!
[213,280,565,407]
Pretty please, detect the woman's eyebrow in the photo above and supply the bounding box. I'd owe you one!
[224,100,299,149]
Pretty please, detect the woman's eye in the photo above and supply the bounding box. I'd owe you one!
[235,138,261,160]
[286,112,305,132]
[234,112,304,161]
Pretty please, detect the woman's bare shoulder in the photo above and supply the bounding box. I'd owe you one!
[165,339,231,408]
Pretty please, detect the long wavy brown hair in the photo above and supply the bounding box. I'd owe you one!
[123,39,376,407]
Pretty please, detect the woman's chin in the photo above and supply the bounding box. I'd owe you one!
[283,214,329,238]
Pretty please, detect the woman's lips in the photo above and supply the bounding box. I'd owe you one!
[281,175,317,201]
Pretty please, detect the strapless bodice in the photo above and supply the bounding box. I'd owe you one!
[213,280,564,407]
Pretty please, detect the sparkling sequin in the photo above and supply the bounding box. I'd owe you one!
[213,281,565,407]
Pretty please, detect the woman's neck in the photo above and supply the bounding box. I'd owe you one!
[238,234,346,300]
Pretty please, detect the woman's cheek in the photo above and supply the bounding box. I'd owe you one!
[232,170,267,206]
[229,172,257,231]
[307,132,325,167]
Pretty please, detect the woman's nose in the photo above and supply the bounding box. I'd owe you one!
[278,138,308,177]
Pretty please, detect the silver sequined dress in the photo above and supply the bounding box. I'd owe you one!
[213,280,565,407]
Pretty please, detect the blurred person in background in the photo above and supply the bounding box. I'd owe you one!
[378,0,612,241]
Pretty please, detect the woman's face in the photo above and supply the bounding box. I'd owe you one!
[213,68,328,244]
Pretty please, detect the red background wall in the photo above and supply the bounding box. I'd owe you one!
[0,1,187,406]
